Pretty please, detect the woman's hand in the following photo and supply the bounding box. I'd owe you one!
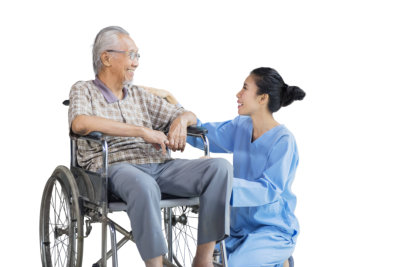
[142,86,178,105]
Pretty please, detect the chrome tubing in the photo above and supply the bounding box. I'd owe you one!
[109,222,118,267]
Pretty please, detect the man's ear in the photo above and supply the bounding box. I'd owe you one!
[101,51,111,67]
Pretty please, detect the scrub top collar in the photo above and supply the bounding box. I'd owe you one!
[250,123,285,145]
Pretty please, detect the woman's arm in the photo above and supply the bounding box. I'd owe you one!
[141,85,179,105]
[187,117,240,153]
[140,85,239,153]
[231,135,299,207]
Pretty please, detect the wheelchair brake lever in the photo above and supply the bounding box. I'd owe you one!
[85,219,93,237]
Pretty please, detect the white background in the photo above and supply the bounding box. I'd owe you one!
[1,0,399,266]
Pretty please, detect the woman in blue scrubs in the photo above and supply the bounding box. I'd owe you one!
[148,67,305,267]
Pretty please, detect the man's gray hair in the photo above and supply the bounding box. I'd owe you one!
[92,26,130,74]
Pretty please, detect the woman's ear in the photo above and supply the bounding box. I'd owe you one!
[101,51,111,67]
[258,93,269,105]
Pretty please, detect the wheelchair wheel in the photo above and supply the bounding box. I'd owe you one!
[39,166,84,267]
[71,167,95,202]
[163,205,199,267]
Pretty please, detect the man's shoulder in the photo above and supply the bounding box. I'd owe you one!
[71,80,95,90]
[126,84,145,93]
[69,80,98,98]
[126,84,153,98]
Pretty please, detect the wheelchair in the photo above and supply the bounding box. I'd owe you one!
[39,101,228,267]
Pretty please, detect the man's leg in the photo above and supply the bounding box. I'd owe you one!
[144,256,162,267]
[192,241,216,267]
[108,163,167,263]
[156,158,233,264]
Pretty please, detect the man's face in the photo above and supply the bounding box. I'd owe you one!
[108,34,139,84]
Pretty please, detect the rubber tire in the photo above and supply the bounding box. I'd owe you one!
[39,166,84,267]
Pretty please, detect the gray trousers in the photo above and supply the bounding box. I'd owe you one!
[108,158,233,261]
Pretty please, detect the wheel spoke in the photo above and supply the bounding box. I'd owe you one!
[163,206,198,267]
[175,224,188,264]
[51,183,65,230]
[183,224,194,261]
[52,234,69,267]
[187,222,197,243]
[55,182,64,226]
[174,226,185,265]
[175,222,197,243]
[55,240,63,266]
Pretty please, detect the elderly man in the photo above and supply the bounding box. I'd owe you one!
[68,26,232,267]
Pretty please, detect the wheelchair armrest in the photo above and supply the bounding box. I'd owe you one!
[71,125,206,142]
[186,125,210,156]
[70,131,107,143]
[86,131,104,139]
[187,125,208,136]
[71,126,206,144]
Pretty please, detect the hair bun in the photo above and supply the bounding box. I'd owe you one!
[281,85,306,107]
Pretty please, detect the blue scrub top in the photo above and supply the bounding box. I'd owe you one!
[187,116,299,241]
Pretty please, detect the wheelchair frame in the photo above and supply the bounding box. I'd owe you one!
[39,126,228,267]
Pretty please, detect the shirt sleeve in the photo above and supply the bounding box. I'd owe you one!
[186,117,238,153]
[231,135,298,207]
[68,81,93,127]
[140,87,186,132]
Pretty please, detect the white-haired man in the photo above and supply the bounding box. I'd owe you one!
[68,26,232,267]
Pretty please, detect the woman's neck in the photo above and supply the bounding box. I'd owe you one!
[250,110,280,141]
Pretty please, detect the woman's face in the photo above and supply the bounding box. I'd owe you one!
[236,75,262,116]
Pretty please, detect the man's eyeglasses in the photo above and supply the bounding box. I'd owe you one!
[106,50,140,61]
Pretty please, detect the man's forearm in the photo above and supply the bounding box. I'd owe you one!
[71,115,145,137]
[175,111,197,127]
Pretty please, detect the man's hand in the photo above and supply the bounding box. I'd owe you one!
[141,127,169,155]
[167,117,188,152]
[167,111,197,152]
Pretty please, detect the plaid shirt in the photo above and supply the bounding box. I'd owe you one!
[68,79,186,171]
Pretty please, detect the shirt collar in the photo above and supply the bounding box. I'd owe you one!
[93,77,127,103]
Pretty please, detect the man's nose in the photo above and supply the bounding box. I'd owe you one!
[132,58,139,68]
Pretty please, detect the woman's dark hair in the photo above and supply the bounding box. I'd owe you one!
[250,67,305,113]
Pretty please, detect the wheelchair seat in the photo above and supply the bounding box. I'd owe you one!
[108,195,200,212]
